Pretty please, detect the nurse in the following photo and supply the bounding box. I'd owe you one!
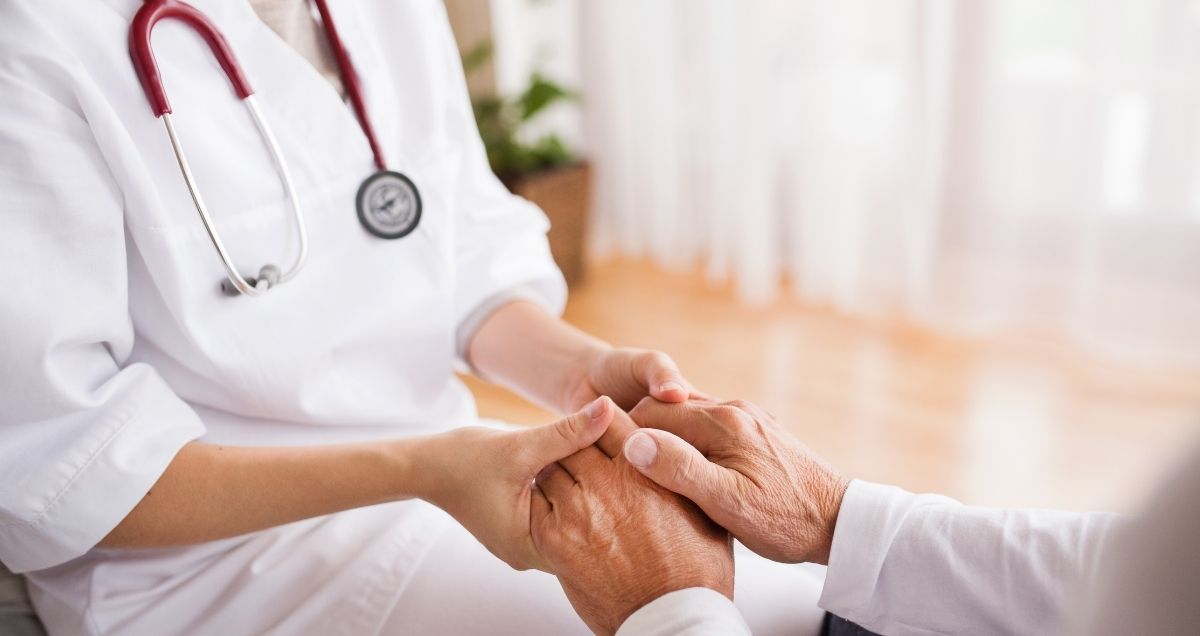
[0,0,824,634]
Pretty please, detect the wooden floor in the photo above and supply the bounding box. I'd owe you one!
[463,258,1200,513]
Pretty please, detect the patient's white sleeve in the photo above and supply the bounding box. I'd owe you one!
[616,588,751,636]
[818,480,1123,635]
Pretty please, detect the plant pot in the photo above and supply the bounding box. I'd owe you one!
[506,162,592,287]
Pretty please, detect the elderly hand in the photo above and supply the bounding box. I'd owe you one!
[624,399,850,565]
[530,406,733,635]
[417,397,614,572]
[563,347,709,412]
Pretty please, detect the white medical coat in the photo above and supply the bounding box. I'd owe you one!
[0,0,565,632]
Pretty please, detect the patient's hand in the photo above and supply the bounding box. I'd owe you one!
[625,398,850,565]
[530,407,733,636]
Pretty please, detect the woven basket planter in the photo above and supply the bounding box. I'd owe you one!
[506,162,592,287]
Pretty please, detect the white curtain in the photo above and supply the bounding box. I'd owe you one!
[563,0,1200,368]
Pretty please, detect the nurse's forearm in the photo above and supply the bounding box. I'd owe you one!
[99,438,428,548]
[468,300,610,413]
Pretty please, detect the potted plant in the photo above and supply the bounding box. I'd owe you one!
[463,42,592,286]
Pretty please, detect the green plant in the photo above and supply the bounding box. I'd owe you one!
[462,41,578,184]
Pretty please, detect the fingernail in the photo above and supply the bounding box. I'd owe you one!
[658,381,684,394]
[587,396,608,420]
[624,432,658,468]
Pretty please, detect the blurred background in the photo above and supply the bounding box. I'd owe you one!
[445,0,1200,513]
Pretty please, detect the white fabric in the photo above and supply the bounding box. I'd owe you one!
[622,480,1122,636]
[617,589,749,636]
[0,0,567,630]
[819,480,1120,635]
[569,0,1200,368]
[28,500,446,635]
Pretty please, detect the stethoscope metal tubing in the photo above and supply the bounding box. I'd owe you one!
[161,94,308,296]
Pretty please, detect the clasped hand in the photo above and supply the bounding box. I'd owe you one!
[419,345,701,573]
[423,347,847,635]
[529,397,851,634]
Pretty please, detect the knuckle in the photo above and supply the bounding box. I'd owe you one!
[711,404,754,435]
[710,404,742,425]
[669,449,697,485]
[646,350,673,368]
[554,414,583,443]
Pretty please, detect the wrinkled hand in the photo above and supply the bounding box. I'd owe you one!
[531,407,733,635]
[624,399,850,565]
[562,347,708,412]
[418,397,614,571]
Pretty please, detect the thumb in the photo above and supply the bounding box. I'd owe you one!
[636,352,689,403]
[623,428,729,507]
[521,396,613,468]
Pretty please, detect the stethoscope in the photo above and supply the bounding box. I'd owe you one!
[129,0,422,297]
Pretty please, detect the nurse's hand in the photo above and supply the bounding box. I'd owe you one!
[530,406,734,635]
[565,347,708,412]
[416,397,615,572]
[466,300,706,413]
[623,398,850,565]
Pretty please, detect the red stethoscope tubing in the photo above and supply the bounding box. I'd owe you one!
[311,0,387,172]
[128,0,388,172]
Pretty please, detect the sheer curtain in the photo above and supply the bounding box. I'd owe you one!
[491,0,1200,367]
[567,0,1200,367]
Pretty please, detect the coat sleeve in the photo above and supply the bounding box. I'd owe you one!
[616,588,752,636]
[428,5,569,361]
[0,40,205,573]
[818,480,1123,635]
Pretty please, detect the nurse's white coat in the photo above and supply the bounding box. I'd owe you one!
[0,0,565,632]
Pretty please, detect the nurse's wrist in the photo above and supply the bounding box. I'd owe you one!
[556,341,613,411]
[385,435,442,502]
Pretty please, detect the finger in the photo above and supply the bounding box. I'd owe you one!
[622,428,734,513]
[528,485,554,565]
[531,484,553,517]
[525,487,555,574]
[534,462,577,503]
[593,405,640,459]
[634,351,689,403]
[627,399,723,454]
[557,444,610,481]
[519,397,613,471]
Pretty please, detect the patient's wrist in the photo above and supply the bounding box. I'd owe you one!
[813,475,852,565]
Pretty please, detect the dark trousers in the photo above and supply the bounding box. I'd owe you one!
[822,612,883,636]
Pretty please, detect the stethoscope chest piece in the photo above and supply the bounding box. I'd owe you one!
[356,170,422,239]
